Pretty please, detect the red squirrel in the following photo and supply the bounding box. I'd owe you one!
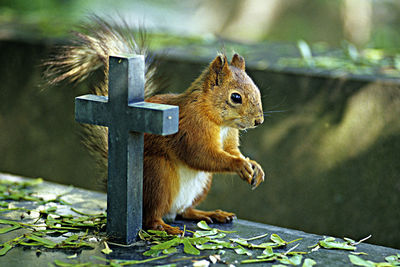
[45,16,265,235]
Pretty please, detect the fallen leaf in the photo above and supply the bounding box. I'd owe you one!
[302,258,316,267]
[101,241,112,255]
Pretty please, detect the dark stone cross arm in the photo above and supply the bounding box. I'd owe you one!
[74,55,179,244]
[75,95,177,134]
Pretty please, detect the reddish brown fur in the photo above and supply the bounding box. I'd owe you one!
[141,54,265,234]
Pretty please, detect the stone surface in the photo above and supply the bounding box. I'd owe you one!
[0,173,399,267]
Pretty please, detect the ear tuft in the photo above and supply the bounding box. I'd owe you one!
[211,54,230,74]
[205,54,231,90]
[231,53,245,70]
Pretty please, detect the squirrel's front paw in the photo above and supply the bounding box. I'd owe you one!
[234,158,254,184]
[248,159,265,190]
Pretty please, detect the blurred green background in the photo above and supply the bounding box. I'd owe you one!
[0,0,399,248]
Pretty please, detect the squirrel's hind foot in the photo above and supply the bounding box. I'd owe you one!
[146,219,183,235]
[179,208,236,224]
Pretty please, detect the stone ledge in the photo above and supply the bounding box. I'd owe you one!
[0,173,399,266]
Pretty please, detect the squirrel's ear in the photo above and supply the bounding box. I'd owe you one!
[231,53,245,71]
[205,54,231,90]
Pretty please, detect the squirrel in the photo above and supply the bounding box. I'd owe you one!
[45,16,265,235]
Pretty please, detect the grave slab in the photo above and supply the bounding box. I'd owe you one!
[0,173,399,267]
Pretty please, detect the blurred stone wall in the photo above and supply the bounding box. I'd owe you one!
[0,39,399,249]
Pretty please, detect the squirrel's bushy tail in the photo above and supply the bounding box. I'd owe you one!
[44,14,164,98]
[45,15,165,183]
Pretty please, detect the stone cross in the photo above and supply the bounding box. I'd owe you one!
[74,55,179,244]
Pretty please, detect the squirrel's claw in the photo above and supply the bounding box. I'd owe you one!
[235,157,254,184]
[249,160,265,190]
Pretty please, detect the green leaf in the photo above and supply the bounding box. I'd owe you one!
[194,229,218,237]
[196,243,224,250]
[0,219,20,226]
[101,241,113,255]
[242,232,269,241]
[0,243,13,256]
[209,239,236,249]
[319,237,356,251]
[150,237,180,250]
[280,254,302,265]
[20,242,43,246]
[62,234,79,244]
[187,237,210,245]
[70,207,103,217]
[230,238,249,247]
[147,230,169,237]
[53,259,73,267]
[197,221,212,230]
[263,246,274,257]
[250,242,277,249]
[234,245,252,256]
[278,254,303,265]
[302,258,316,267]
[218,229,237,234]
[67,254,78,259]
[288,238,303,245]
[182,238,200,255]
[45,206,57,213]
[25,234,56,248]
[271,234,286,244]
[0,224,21,234]
[348,255,375,267]
[162,247,177,255]
[138,230,151,240]
[143,249,161,257]
[384,254,399,264]
[271,234,287,246]
[208,233,226,239]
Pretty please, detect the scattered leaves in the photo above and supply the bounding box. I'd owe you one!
[0,178,104,256]
[1,178,393,267]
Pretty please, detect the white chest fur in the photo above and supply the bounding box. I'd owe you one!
[164,127,230,221]
[220,126,230,145]
[166,163,210,219]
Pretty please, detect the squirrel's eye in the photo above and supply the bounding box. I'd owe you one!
[230,93,242,104]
